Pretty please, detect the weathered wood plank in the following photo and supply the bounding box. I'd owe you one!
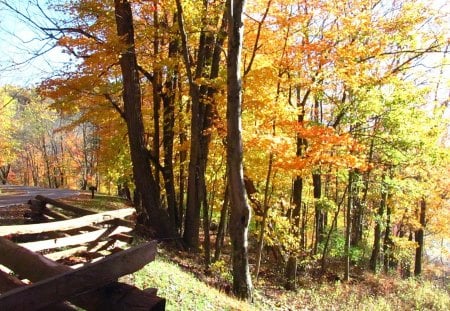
[34,195,94,216]
[0,271,77,311]
[19,226,132,252]
[44,240,111,261]
[0,238,160,310]
[0,269,23,293]
[0,208,135,236]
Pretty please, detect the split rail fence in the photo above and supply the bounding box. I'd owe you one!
[0,195,165,310]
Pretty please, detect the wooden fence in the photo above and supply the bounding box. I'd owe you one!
[0,196,165,310]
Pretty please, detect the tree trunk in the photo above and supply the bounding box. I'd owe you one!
[0,164,10,184]
[285,84,308,290]
[344,170,353,281]
[414,198,426,276]
[313,172,324,254]
[370,174,387,272]
[227,0,253,300]
[350,171,362,246]
[114,0,174,238]
[175,0,226,250]
[202,191,211,267]
[161,23,180,231]
[383,199,394,273]
[321,185,347,272]
[400,229,412,278]
[255,153,273,281]
[214,184,229,262]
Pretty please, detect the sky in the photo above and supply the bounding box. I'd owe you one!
[0,0,70,87]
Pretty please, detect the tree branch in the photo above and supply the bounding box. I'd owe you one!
[103,93,126,121]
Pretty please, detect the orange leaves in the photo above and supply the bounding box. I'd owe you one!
[273,121,368,172]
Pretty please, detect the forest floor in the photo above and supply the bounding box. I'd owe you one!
[1,192,449,310]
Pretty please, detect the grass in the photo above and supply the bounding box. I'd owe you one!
[60,192,131,213]
[133,255,260,311]
[130,247,450,311]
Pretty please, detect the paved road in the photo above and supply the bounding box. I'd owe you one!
[0,185,80,207]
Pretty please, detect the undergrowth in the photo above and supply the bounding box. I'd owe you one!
[132,251,449,311]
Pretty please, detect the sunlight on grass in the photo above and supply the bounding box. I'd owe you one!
[134,257,259,311]
[134,256,450,311]
[61,193,129,213]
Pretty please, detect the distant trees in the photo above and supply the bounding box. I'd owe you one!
[0,86,101,188]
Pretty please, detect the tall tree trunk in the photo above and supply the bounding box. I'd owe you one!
[202,189,211,266]
[383,198,393,273]
[176,0,227,250]
[255,153,273,281]
[42,136,52,188]
[350,171,362,247]
[114,0,174,238]
[227,0,253,300]
[344,170,353,281]
[400,228,412,278]
[313,172,323,254]
[152,7,161,191]
[370,174,387,272]
[214,183,229,262]
[161,21,180,231]
[285,84,307,290]
[178,98,188,232]
[321,184,348,272]
[414,198,426,276]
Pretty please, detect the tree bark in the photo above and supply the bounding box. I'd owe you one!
[161,18,180,231]
[313,172,324,254]
[285,84,307,290]
[114,0,174,238]
[174,0,228,250]
[227,0,253,301]
[0,164,11,184]
[344,170,353,281]
[414,197,426,276]
[370,174,387,272]
[255,153,273,281]
[214,184,229,262]
[383,197,394,273]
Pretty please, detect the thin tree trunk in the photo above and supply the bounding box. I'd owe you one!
[152,7,161,191]
[286,83,308,290]
[227,0,253,300]
[344,170,353,281]
[383,199,393,273]
[370,174,387,272]
[161,22,180,231]
[414,198,426,276]
[321,185,348,272]
[255,153,273,281]
[214,183,229,262]
[313,172,323,254]
[42,136,52,188]
[175,0,226,250]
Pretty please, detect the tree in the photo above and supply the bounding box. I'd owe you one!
[227,0,253,301]
[113,0,175,238]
